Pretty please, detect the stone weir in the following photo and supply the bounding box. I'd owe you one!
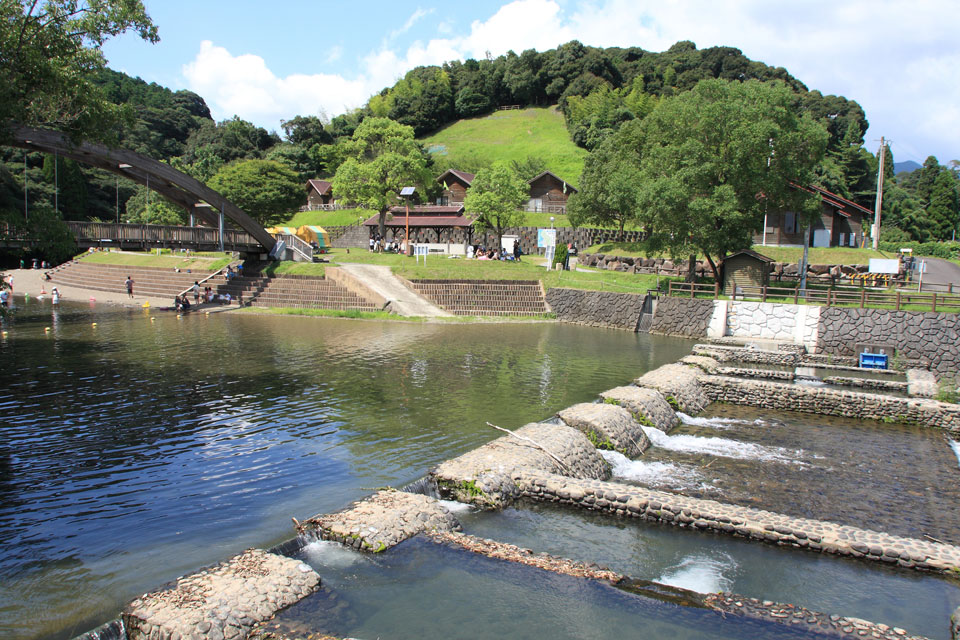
[122,548,321,640]
[297,489,461,552]
[700,375,960,432]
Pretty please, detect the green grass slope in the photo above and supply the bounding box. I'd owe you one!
[420,107,587,185]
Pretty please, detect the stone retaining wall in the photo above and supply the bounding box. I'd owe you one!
[724,301,820,348]
[700,375,960,432]
[818,307,960,375]
[648,297,716,337]
[513,469,960,574]
[823,376,909,392]
[545,288,646,330]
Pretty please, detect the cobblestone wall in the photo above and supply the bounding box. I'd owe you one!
[648,297,716,337]
[818,307,960,375]
[700,375,960,432]
[546,288,646,330]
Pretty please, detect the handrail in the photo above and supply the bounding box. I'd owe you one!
[274,233,313,262]
[666,280,960,313]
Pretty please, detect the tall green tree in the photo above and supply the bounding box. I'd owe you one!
[633,78,828,280]
[0,0,158,143]
[567,127,642,238]
[41,154,87,218]
[331,117,433,239]
[208,160,303,227]
[927,171,960,240]
[464,161,528,251]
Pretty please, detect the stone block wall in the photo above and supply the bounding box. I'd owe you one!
[818,307,960,375]
[648,297,716,337]
[724,301,819,349]
[545,288,646,330]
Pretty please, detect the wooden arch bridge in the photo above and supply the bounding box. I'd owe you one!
[4,125,279,255]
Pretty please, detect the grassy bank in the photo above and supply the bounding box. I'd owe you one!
[281,208,375,228]
[80,251,231,271]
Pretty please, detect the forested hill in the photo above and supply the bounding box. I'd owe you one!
[367,40,873,208]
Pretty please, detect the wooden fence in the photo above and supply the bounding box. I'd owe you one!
[666,281,960,313]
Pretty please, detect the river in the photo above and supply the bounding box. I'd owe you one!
[0,298,693,640]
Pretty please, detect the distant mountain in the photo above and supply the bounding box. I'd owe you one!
[894,160,921,175]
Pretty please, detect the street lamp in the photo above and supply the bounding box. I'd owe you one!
[550,216,555,229]
[400,186,416,256]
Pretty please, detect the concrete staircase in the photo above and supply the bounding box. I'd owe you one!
[405,279,550,317]
[51,261,381,311]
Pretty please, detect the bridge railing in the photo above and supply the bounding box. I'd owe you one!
[66,222,260,247]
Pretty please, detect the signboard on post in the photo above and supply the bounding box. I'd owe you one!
[868,259,900,275]
[543,245,556,269]
[414,244,429,264]
[537,229,556,248]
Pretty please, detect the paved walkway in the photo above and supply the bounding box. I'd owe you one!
[337,263,452,317]
[915,257,960,293]
[0,268,232,313]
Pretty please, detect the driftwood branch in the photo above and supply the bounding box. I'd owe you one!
[923,533,945,545]
[487,422,569,473]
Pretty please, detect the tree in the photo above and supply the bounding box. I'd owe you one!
[464,161,528,251]
[927,171,959,240]
[632,79,828,280]
[331,117,433,239]
[280,115,332,147]
[208,160,304,227]
[124,185,185,225]
[0,0,158,144]
[567,127,642,238]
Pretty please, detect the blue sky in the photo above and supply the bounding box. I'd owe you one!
[101,0,960,165]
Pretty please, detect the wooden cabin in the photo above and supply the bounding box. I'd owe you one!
[754,185,872,248]
[436,169,475,205]
[526,171,577,214]
[722,249,773,296]
[306,179,333,208]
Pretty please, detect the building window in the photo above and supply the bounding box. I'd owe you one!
[783,211,797,234]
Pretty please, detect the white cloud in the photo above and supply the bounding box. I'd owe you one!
[182,41,369,129]
[324,45,343,64]
[181,0,960,161]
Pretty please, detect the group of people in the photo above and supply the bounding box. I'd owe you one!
[224,264,242,280]
[467,240,523,262]
[369,233,405,254]
[174,294,192,312]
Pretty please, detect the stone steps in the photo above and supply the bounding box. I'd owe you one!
[407,279,549,316]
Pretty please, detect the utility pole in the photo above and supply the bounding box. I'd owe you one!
[872,137,887,250]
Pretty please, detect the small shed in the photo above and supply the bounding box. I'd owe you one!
[722,249,773,296]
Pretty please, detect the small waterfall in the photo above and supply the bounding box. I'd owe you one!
[401,475,440,498]
[600,450,715,493]
[676,412,764,430]
[268,533,314,558]
[656,554,737,594]
[640,426,804,464]
[70,619,125,640]
[949,439,960,470]
[301,539,367,569]
[794,366,826,386]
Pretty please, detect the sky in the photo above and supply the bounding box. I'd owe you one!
[100,0,960,166]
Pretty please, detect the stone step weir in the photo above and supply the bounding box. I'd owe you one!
[297,489,461,552]
[121,548,321,640]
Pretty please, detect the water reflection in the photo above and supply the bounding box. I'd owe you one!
[0,301,693,640]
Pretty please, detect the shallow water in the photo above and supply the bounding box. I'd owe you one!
[0,298,694,640]
[459,502,960,640]
[282,536,839,640]
[635,404,960,544]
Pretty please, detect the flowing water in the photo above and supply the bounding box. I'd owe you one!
[458,502,960,640]
[0,297,695,640]
[629,404,960,544]
[277,536,843,640]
